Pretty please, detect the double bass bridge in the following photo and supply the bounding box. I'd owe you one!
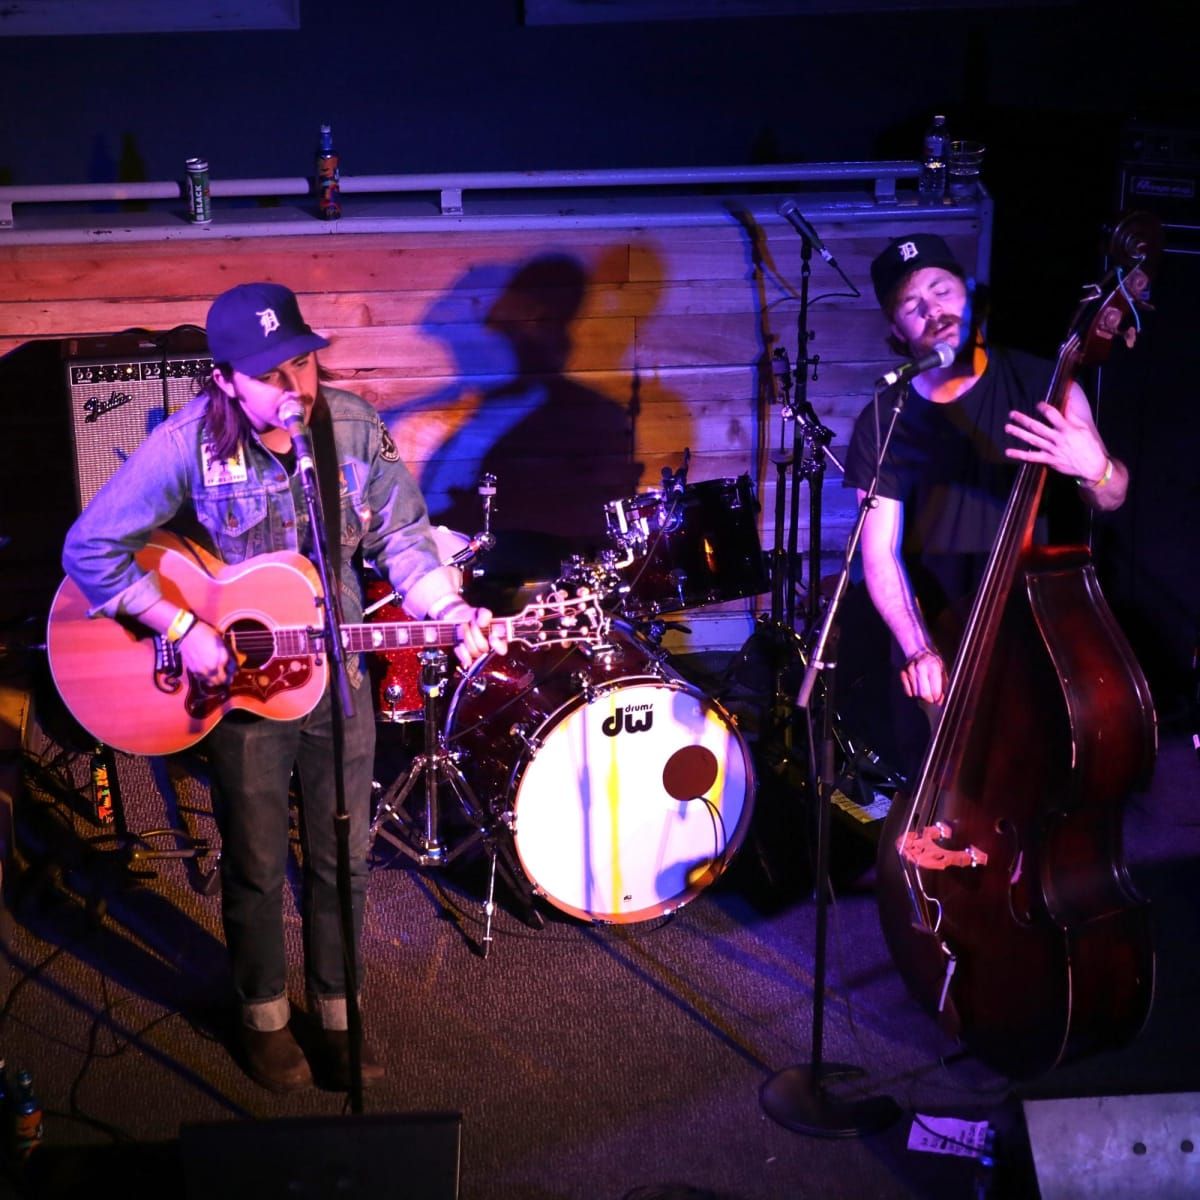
[897,821,989,871]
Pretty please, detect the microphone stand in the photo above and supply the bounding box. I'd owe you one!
[280,399,364,1113]
[760,382,906,1137]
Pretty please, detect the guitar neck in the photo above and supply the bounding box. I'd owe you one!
[339,616,519,655]
[343,617,467,654]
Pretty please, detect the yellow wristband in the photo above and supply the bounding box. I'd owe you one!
[165,608,196,643]
[1078,458,1113,490]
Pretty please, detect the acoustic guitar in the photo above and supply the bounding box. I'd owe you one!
[47,531,609,757]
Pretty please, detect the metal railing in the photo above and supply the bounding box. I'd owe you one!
[0,160,922,230]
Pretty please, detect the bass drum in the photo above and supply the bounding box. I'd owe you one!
[445,623,754,923]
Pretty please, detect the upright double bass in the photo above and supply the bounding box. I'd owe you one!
[875,214,1162,1079]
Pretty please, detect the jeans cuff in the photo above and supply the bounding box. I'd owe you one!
[310,992,353,1031]
[241,995,290,1032]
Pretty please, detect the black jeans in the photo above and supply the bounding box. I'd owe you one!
[207,675,376,1027]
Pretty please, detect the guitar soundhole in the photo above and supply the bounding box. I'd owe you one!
[228,618,273,669]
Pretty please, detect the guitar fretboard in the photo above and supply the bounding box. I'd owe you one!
[342,620,466,653]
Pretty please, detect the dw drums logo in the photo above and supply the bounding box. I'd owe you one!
[601,703,654,737]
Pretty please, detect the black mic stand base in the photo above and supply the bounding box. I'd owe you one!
[760,1063,900,1138]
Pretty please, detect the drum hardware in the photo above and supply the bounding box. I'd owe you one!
[461,673,489,698]
[556,551,629,610]
[509,723,541,755]
[369,646,543,956]
[741,323,846,809]
[448,472,498,571]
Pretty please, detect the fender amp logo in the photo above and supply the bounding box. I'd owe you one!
[83,390,135,422]
[601,703,654,737]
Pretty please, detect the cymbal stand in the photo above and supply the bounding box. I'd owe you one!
[447,473,498,573]
[748,226,841,771]
[369,647,541,956]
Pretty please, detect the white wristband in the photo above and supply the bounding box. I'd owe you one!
[427,593,465,621]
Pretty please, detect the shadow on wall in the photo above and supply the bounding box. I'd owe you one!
[389,251,672,606]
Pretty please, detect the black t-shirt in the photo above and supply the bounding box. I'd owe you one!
[844,345,1055,639]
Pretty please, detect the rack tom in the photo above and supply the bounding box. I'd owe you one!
[604,475,769,618]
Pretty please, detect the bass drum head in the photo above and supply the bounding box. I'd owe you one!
[510,677,753,924]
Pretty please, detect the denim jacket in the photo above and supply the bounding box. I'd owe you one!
[62,385,459,633]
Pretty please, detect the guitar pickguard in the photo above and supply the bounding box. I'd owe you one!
[184,656,315,720]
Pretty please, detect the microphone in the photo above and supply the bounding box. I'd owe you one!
[276,397,315,474]
[875,342,955,388]
[776,198,837,266]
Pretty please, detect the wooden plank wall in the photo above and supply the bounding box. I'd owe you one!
[0,210,985,650]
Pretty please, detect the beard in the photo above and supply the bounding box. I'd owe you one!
[912,300,976,363]
[917,313,964,353]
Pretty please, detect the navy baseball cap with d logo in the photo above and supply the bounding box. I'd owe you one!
[205,282,329,376]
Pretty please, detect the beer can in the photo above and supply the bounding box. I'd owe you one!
[185,157,212,224]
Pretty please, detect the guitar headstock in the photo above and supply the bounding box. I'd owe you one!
[509,589,611,649]
[1071,210,1163,368]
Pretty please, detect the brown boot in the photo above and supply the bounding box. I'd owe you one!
[239,1025,313,1093]
[316,1028,385,1091]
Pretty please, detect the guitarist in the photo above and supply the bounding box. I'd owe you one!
[61,281,506,1093]
[842,234,1128,780]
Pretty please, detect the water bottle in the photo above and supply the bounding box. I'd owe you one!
[316,123,341,220]
[10,1069,43,1163]
[918,114,948,202]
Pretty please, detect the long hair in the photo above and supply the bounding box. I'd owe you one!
[196,358,338,461]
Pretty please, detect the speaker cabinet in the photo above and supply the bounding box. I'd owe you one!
[1094,125,1200,713]
[63,332,210,511]
[179,1113,462,1200]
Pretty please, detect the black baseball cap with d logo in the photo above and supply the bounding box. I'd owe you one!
[870,234,966,310]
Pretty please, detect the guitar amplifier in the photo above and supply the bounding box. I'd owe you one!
[63,332,210,512]
[1118,122,1200,232]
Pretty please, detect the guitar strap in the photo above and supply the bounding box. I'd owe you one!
[309,392,344,592]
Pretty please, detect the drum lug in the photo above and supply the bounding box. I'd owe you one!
[570,671,597,703]
[510,723,541,755]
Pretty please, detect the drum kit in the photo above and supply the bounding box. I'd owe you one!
[363,463,776,947]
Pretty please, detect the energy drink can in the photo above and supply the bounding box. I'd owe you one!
[186,157,212,224]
